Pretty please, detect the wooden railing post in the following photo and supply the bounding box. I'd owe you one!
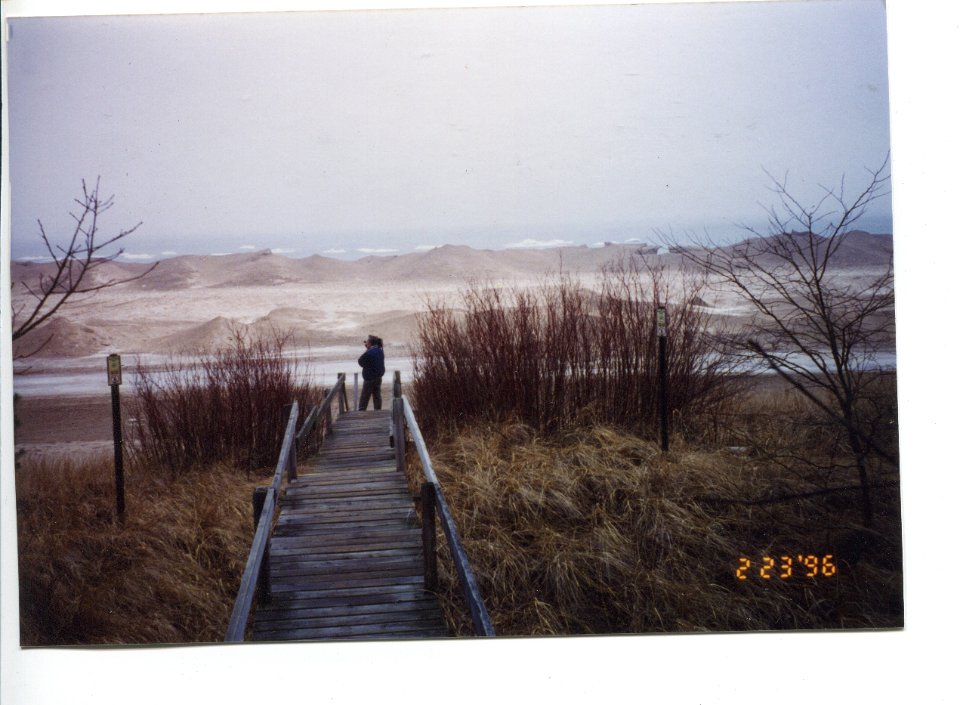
[393,370,402,399]
[308,404,319,454]
[401,397,495,636]
[289,435,298,482]
[252,487,271,606]
[283,403,298,482]
[422,482,438,592]
[330,375,341,428]
[353,372,359,411]
[226,400,299,640]
[394,396,406,474]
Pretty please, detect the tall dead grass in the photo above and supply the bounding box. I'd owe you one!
[421,417,902,636]
[15,329,324,644]
[409,262,899,634]
[15,453,266,645]
[413,260,737,437]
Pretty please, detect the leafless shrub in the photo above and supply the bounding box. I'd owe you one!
[412,260,737,438]
[132,328,317,473]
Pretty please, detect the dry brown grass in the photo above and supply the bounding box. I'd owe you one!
[15,453,269,645]
[416,407,902,636]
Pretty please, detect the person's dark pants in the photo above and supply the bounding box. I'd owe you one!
[359,377,382,410]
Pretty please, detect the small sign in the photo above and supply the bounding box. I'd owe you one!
[656,307,667,337]
[107,354,122,386]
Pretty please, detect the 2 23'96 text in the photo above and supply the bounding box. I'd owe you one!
[736,555,838,581]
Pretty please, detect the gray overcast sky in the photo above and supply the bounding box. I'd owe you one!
[6,0,891,260]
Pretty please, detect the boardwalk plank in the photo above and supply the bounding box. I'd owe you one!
[256,591,436,614]
[255,596,442,622]
[254,616,448,641]
[255,609,446,632]
[251,409,447,642]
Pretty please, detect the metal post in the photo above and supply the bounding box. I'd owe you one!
[106,354,124,518]
[657,306,669,452]
[111,384,124,517]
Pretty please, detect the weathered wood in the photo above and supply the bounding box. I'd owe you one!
[280,495,413,511]
[394,396,407,475]
[255,598,443,625]
[255,619,447,642]
[282,403,297,483]
[252,486,271,606]
[261,581,430,602]
[422,482,438,592]
[285,483,407,498]
[433,483,495,636]
[271,553,424,572]
[232,398,488,643]
[272,543,424,561]
[338,372,347,414]
[312,377,344,438]
[271,529,421,547]
[269,401,300,493]
[401,396,495,637]
[255,608,446,632]
[245,407,450,642]
[401,399,439,486]
[268,572,428,594]
[277,505,413,522]
[257,589,433,613]
[225,486,276,642]
[296,403,321,455]
[225,399,301,641]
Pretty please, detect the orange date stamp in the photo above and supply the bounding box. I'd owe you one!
[736,555,837,580]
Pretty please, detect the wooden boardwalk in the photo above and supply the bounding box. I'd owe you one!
[251,410,448,641]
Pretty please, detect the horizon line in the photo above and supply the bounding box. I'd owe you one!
[10,229,893,265]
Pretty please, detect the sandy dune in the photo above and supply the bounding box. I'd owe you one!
[9,237,894,453]
[11,236,895,360]
[11,243,647,360]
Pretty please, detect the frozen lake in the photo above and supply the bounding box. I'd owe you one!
[12,350,416,398]
[11,349,895,398]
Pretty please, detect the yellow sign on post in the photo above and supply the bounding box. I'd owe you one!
[107,353,122,386]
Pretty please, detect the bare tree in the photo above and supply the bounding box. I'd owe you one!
[661,156,894,526]
[11,178,157,356]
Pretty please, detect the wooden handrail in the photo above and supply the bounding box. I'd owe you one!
[225,373,349,641]
[226,372,495,641]
[399,394,495,637]
[296,404,321,445]
[225,401,298,642]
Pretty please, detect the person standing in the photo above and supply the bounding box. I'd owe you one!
[357,335,385,410]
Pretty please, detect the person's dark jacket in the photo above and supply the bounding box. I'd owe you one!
[358,346,385,381]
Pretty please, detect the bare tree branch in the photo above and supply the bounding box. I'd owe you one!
[659,156,894,526]
[12,177,158,354]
